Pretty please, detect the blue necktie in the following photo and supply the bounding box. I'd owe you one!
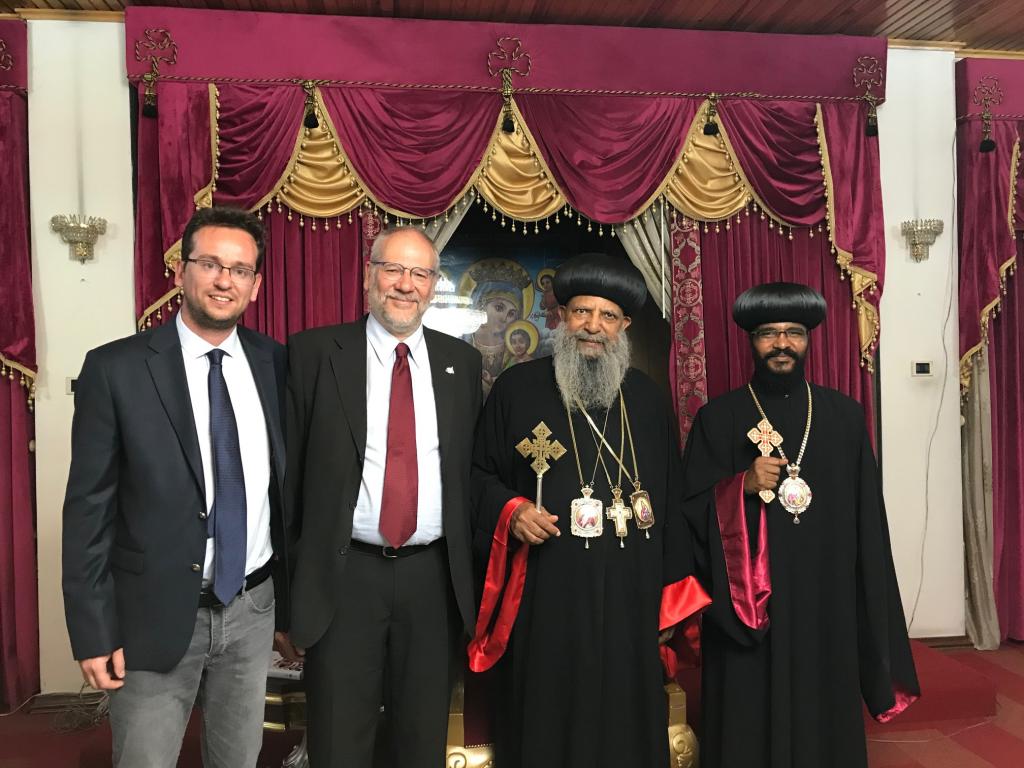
[207,348,246,605]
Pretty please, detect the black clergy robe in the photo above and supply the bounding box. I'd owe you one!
[681,377,920,768]
[471,356,707,768]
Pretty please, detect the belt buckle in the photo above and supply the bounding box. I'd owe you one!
[381,546,399,559]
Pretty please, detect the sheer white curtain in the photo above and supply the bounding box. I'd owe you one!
[962,350,1000,650]
[614,201,674,315]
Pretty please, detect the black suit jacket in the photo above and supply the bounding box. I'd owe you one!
[285,318,482,650]
[62,320,288,673]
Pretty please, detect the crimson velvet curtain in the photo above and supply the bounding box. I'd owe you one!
[134,81,367,336]
[130,7,888,438]
[957,56,1024,642]
[0,18,39,712]
[670,100,882,442]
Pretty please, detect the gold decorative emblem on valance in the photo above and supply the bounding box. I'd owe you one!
[134,28,178,117]
[0,38,14,72]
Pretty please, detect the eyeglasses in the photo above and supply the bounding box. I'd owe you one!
[752,327,808,342]
[184,256,258,284]
[370,260,437,286]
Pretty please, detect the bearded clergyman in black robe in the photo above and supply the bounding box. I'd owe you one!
[468,254,710,768]
[682,282,920,768]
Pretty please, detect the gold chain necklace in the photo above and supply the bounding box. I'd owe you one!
[586,398,631,547]
[575,388,656,540]
[747,381,814,524]
[565,402,611,546]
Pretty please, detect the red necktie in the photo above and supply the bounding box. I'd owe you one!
[379,342,418,548]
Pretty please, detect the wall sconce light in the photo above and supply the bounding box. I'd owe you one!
[423,273,487,338]
[901,218,943,262]
[51,215,107,263]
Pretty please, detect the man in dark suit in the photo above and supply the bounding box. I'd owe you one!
[62,206,288,768]
[282,226,482,767]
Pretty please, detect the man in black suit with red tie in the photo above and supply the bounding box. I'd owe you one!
[62,206,288,767]
[281,226,482,767]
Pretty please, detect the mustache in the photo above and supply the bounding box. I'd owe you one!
[766,349,797,360]
[573,330,608,344]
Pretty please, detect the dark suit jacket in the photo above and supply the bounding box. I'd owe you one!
[285,318,482,650]
[62,320,288,673]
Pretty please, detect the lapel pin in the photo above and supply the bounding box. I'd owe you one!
[445,366,455,374]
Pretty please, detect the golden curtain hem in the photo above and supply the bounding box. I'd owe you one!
[816,103,879,370]
[137,286,182,331]
[959,137,1021,396]
[192,84,219,210]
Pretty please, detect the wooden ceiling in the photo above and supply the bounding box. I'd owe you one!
[4,0,1024,55]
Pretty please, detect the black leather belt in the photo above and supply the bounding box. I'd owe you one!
[349,538,444,559]
[198,559,273,608]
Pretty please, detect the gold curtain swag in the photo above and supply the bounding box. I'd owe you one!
[958,138,1021,396]
[475,98,565,222]
[137,86,885,362]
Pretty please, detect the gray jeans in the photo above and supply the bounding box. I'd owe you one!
[109,576,275,768]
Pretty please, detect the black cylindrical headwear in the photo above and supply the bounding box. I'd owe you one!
[732,282,827,331]
[553,253,647,317]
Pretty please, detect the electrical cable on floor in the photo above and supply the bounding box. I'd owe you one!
[866,713,998,743]
[0,693,41,717]
[53,686,109,733]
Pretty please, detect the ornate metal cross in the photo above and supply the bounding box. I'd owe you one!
[517,421,565,475]
[606,489,632,548]
[516,421,566,513]
[747,418,783,457]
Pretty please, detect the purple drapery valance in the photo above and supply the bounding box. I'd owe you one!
[125,7,884,99]
[134,84,886,359]
[720,101,825,226]
[128,6,886,388]
[0,19,26,92]
[516,94,697,223]
[320,88,499,218]
[215,84,305,210]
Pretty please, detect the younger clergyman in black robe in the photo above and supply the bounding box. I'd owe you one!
[681,283,920,768]
[469,254,709,768]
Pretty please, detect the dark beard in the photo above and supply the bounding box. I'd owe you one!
[751,347,806,394]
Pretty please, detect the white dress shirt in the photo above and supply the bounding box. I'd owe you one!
[177,314,273,581]
[351,314,443,546]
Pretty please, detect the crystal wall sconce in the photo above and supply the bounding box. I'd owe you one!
[901,219,943,262]
[51,214,107,263]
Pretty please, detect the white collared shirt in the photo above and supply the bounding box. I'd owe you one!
[352,314,443,545]
[176,314,273,581]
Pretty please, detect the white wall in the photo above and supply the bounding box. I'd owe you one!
[877,47,965,638]
[29,19,136,693]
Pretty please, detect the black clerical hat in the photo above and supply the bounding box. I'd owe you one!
[553,253,647,317]
[732,282,827,331]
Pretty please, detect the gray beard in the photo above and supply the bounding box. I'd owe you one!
[552,324,631,411]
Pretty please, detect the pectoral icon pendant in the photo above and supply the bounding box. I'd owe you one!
[571,485,603,549]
